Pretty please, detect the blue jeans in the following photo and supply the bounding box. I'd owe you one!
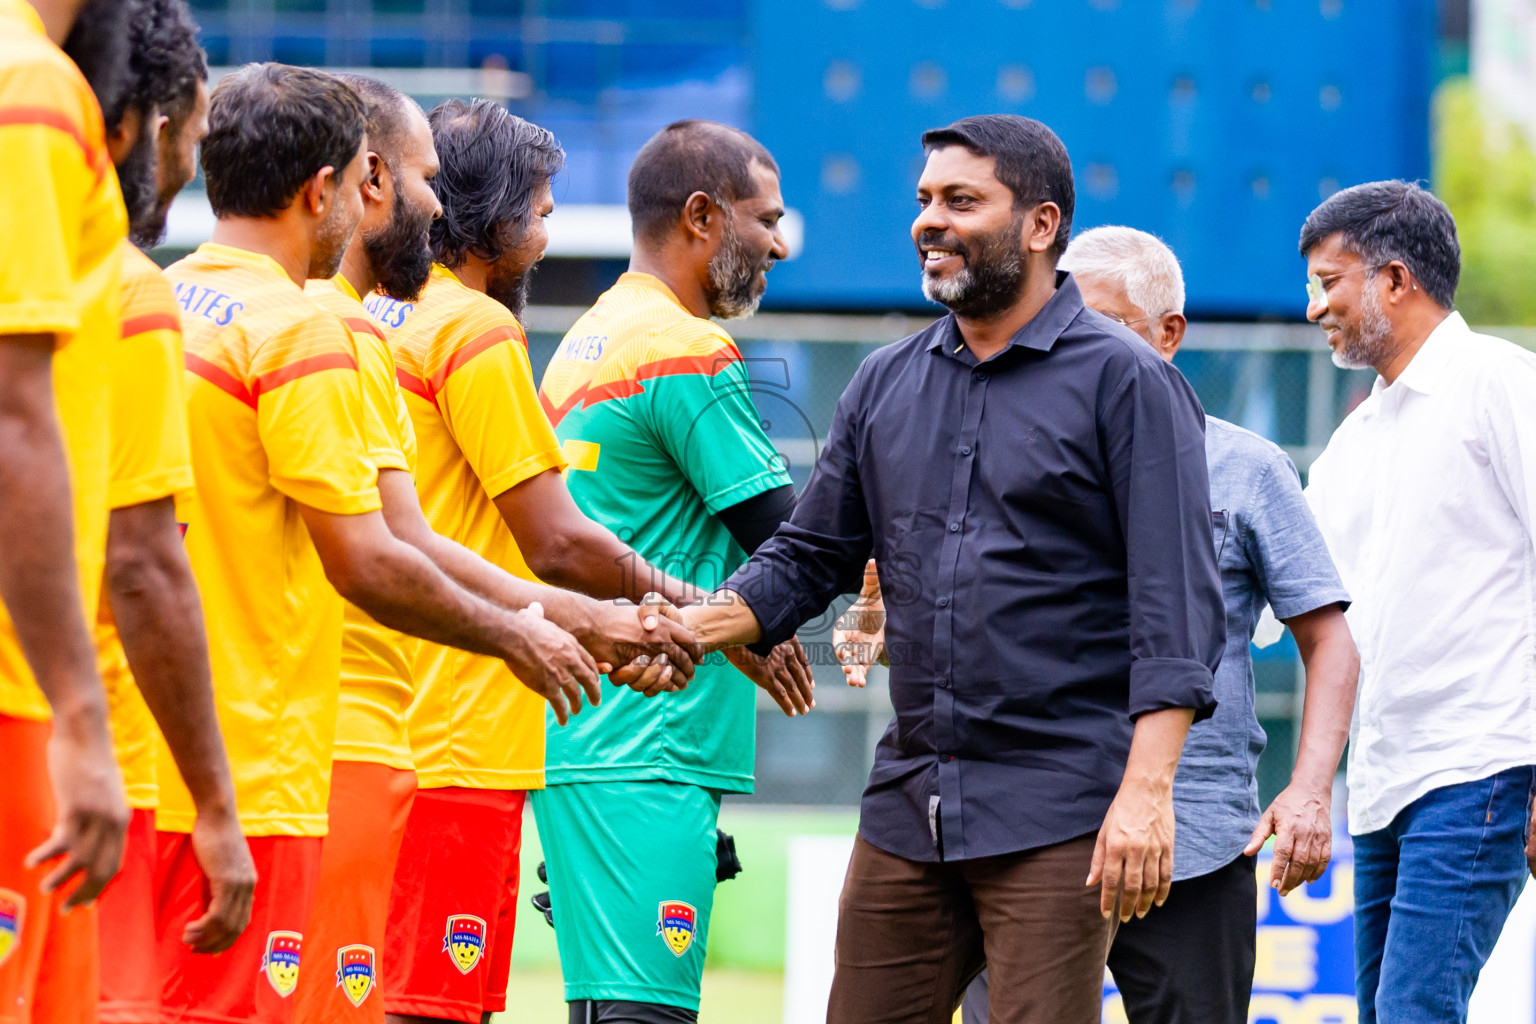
[1354,765,1535,1024]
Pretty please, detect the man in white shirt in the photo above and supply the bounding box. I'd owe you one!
[1301,180,1536,1024]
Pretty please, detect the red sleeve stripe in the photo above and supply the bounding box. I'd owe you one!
[185,352,256,408]
[251,352,359,399]
[0,105,92,159]
[121,312,181,339]
[344,316,386,340]
[396,367,433,405]
[426,323,523,396]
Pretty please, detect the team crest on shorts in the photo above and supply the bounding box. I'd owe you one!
[656,901,696,958]
[0,889,23,967]
[335,944,375,1007]
[443,915,486,974]
[260,930,303,997]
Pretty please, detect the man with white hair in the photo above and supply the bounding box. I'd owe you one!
[955,226,1360,1024]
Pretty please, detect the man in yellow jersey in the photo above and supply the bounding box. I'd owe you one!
[94,7,256,1023]
[376,100,729,1024]
[159,65,606,1024]
[0,0,133,1020]
[296,74,697,1024]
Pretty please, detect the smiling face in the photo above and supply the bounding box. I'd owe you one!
[706,160,788,319]
[1305,231,1397,371]
[911,146,1034,319]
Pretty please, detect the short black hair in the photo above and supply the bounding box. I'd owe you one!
[627,120,780,243]
[63,0,138,129]
[333,73,417,172]
[427,99,564,266]
[105,0,205,134]
[201,63,366,219]
[920,114,1075,256]
[1298,180,1460,309]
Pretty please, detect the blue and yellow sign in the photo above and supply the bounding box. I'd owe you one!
[443,915,486,974]
[261,930,303,997]
[657,900,697,958]
[335,944,375,1007]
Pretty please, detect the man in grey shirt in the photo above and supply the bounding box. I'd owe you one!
[930,227,1360,1024]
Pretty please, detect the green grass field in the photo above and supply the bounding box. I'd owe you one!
[498,967,784,1024]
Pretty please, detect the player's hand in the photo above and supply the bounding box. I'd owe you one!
[726,637,815,717]
[834,562,885,688]
[579,594,697,692]
[1086,777,1174,922]
[1245,781,1332,896]
[505,602,602,725]
[26,705,130,909]
[183,806,257,953]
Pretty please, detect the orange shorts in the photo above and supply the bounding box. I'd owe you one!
[381,788,525,1024]
[155,831,321,1024]
[292,762,416,1024]
[0,714,99,1024]
[97,807,157,1024]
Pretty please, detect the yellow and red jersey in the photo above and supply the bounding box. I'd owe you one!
[161,242,380,836]
[96,242,195,809]
[306,275,419,770]
[376,264,565,790]
[0,0,126,721]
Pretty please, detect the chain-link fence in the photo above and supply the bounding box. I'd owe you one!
[525,308,1532,810]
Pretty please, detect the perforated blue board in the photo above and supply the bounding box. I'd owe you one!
[751,0,1436,317]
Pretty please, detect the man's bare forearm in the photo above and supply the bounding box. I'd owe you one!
[1119,707,1196,795]
[0,335,105,717]
[1286,606,1358,792]
[106,499,237,815]
[679,589,764,652]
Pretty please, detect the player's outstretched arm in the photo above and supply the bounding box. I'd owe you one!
[493,467,702,608]
[0,335,127,908]
[105,496,256,951]
[375,469,696,690]
[299,503,601,723]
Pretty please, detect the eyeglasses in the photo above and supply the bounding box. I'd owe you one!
[1306,264,1388,305]
[1102,311,1169,329]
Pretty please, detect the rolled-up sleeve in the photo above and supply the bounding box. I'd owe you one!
[1101,358,1224,720]
[723,361,874,653]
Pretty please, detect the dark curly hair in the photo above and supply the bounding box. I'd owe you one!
[202,63,366,219]
[427,99,564,267]
[121,0,206,132]
[63,0,138,128]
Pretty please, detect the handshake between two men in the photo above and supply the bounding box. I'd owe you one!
[508,590,816,725]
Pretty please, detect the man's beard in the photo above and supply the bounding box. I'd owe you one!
[117,127,160,249]
[62,0,136,124]
[919,213,1028,319]
[363,193,435,302]
[705,215,771,320]
[486,261,534,320]
[1330,277,1396,371]
[311,203,356,281]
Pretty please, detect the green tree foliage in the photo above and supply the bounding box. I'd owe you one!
[1434,77,1536,325]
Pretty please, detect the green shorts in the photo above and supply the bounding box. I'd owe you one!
[531,780,722,1010]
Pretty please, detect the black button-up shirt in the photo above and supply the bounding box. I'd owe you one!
[724,274,1225,862]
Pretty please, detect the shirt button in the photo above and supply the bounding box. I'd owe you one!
[938,677,951,689]
[939,753,953,763]
[948,522,960,533]
[937,596,950,607]
[973,370,988,382]
[960,445,972,456]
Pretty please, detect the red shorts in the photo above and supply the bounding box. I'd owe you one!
[155,831,322,1024]
[382,788,525,1024]
[292,762,416,1024]
[0,715,99,1024]
[97,807,157,1024]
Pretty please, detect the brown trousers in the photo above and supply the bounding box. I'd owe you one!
[826,834,1116,1024]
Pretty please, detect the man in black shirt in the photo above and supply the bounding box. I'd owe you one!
[675,115,1224,1024]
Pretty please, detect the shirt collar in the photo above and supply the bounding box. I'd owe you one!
[195,242,295,284]
[613,271,687,311]
[331,274,362,302]
[927,270,1085,359]
[1378,310,1468,397]
[432,263,463,287]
